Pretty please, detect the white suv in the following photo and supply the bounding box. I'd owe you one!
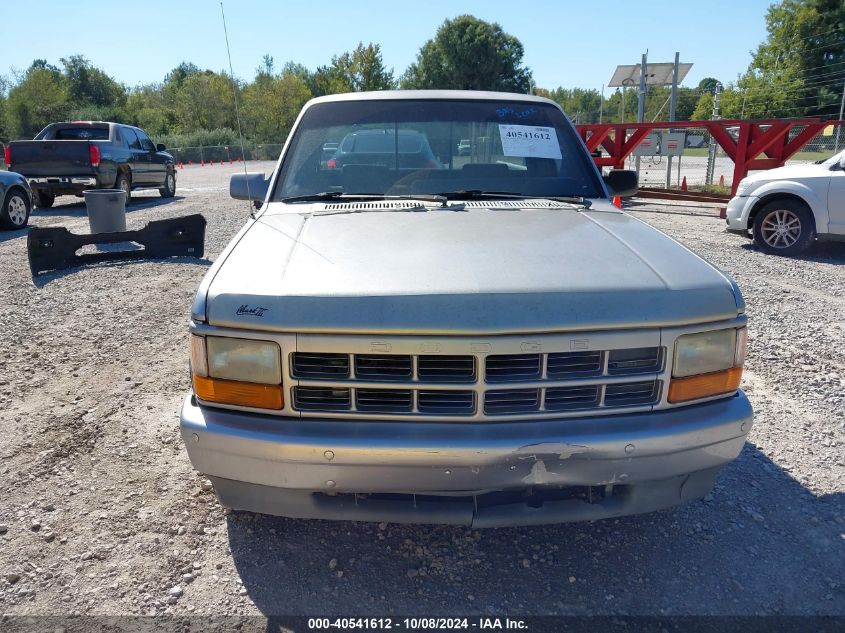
[725,150,845,255]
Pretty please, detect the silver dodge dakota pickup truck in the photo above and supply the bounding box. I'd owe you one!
[181,90,752,527]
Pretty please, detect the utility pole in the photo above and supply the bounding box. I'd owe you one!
[599,84,604,124]
[836,78,845,153]
[635,51,648,175]
[637,52,648,123]
[705,83,721,186]
[666,51,680,188]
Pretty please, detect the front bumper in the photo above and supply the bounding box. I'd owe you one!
[179,391,753,525]
[725,195,758,236]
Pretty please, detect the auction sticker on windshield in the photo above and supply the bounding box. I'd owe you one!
[498,124,562,159]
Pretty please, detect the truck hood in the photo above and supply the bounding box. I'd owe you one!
[203,205,741,334]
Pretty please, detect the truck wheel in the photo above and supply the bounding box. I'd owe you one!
[752,199,815,256]
[34,191,55,209]
[159,169,176,198]
[0,188,31,230]
[116,173,131,203]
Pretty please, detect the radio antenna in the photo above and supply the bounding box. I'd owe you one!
[220,2,253,214]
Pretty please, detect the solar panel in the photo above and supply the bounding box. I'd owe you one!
[608,63,693,87]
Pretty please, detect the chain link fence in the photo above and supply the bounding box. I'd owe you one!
[165,143,284,165]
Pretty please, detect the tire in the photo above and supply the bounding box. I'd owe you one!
[0,188,31,230]
[752,199,816,256]
[34,191,55,209]
[116,172,131,203]
[159,169,176,198]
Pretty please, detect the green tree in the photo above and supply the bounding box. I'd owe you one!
[164,62,201,88]
[257,54,275,78]
[691,84,750,120]
[307,43,394,96]
[60,55,125,109]
[174,71,238,131]
[723,0,845,118]
[241,69,312,143]
[310,63,353,96]
[602,88,639,123]
[6,62,70,138]
[126,83,173,136]
[281,61,313,85]
[697,77,721,94]
[548,87,602,123]
[400,15,532,93]
[345,43,395,91]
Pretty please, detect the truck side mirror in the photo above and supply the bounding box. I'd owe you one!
[156,143,166,152]
[603,169,639,198]
[230,172,270,206]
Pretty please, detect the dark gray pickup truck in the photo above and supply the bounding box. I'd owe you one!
[5,121,176,208]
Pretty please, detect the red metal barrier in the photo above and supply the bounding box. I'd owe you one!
[575,119,840,196]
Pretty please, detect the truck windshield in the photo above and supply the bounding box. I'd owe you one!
[273,99,604,200]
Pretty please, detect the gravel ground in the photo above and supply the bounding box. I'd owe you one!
[1,165,843,619]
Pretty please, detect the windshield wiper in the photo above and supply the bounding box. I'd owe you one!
[281,192,448,205]
[434,190,592,208]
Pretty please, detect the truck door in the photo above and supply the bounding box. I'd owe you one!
[136,129,165,186]
[121,127,149,185]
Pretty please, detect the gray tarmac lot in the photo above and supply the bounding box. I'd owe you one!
[0,163,843,618]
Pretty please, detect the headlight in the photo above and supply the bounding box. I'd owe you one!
[735,178,752,196]
[190,335,283,409]
[673,329,737,377]
[669,327,746,403]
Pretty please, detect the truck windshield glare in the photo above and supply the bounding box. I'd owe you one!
[273,99,604,201]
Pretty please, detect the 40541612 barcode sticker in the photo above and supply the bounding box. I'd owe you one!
[498,124,562,159]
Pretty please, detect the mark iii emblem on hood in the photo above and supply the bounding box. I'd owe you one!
[236,304,268,317]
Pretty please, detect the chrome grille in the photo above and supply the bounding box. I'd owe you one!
[604,380,661,406]
[291,353,350,379]
[355,355,412,380]
[545,385,600,411]
[547,351,602,379]
[485,354,541,382]
[417,390,475,414]
[607,347,663,375]
[417,355,475,382]
[293,386,351,411]
[290,341,666,420]
[356,389,413,413]
[485,389,540,414]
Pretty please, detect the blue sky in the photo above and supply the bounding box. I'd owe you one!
[4,0,772,92]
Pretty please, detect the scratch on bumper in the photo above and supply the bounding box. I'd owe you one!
[180,392,753,495]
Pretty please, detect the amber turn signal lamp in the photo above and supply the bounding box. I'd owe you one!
[669,367,742,403]
[668,367,743,404]
[193,375,284,410]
